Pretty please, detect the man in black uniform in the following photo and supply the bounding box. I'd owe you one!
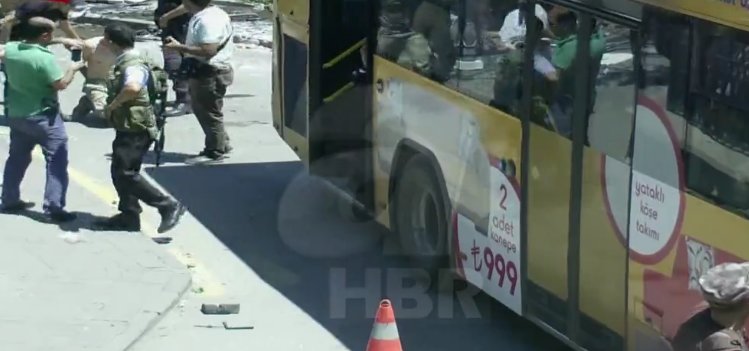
[154,0,192,116]
[94,23,186,232]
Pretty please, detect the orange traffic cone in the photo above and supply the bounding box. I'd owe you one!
[366,299,403,351]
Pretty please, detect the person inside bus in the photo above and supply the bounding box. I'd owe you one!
[672,262,749,351]
[549,10,606,140]
[412,0,457,83]
[497,0,550,45]
[376,0,432,76]
[491,15,556,128]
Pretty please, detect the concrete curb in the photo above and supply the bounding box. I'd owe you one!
[122,267,193,351]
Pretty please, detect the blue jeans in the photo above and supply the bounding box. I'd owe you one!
[1,114,69,213]
[551,95,574,139]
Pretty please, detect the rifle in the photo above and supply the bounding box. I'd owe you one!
[154,88,168,167]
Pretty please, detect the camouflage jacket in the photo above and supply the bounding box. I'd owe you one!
[106,51,158,139]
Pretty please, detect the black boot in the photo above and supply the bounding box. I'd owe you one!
[157,202,186,233]
[94,212,141,232]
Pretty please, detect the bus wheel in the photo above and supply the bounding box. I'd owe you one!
[393,154,450,290]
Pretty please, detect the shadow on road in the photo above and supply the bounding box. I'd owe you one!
[103,151,196,165]
[2,209,136,233]
[146,161,569,351]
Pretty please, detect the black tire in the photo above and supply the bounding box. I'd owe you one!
[393,154,452,289]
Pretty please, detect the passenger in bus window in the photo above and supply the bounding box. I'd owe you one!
[412,0,457,82]
[497,0,549,45]
[671,262,749,351]
[549,11,606,139]
[377,0,432,75]
[699,24,748,149]
[491,15,555,128]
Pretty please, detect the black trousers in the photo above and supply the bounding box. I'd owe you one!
[111,131,172,215]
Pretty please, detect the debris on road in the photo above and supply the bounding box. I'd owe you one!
[201,303,240,315]
[152,237,173,245]
[193,322,254,330]
[194,324,223,329]
[222,321,253,330]
[60,233,85,244]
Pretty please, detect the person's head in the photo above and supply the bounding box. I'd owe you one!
[699,262,749,324]
[103,23,136,53]
[182,0,212,14]
[21,17,56,44]
[552,9,577,37]
[528,15,546,42]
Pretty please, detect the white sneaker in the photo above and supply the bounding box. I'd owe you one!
[166,103,192,117]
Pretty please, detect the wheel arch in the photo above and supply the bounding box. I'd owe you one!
[388,138,453,255]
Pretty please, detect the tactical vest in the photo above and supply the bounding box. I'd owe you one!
[107,52,158,139]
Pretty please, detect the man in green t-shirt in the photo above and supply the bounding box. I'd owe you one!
[550,11,606,139]
[0,17,83,222]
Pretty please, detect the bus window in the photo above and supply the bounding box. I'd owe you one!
[451,0,530,109]
[451,0,551,114]
[686,21,749,213]
[640,10,749,217]
[412,0,458,82]
[376,0,458,83]
[636,10,690,204]
[585,19,635,161]
[377,0,428,74]
[529,4,572,133]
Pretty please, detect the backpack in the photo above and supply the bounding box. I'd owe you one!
[142,59,169,113]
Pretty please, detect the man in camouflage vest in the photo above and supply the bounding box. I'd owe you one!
[95,23,185,233]
[377,0,431,75]
[411,0,457,82]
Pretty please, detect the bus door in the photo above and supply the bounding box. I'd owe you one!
[522,3,635,350]
[274,0,311,163]
[307,0,374,210]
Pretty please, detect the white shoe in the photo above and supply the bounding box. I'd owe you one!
[166,103,192,117]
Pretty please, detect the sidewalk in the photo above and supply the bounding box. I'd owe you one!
[0,134,192,350]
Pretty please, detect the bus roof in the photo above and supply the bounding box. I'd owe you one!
[633,0,749,31]
[567,0,749,31]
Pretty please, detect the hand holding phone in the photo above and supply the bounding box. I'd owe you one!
[71,49,82,62]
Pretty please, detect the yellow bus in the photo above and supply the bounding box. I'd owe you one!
[271,0,749,349]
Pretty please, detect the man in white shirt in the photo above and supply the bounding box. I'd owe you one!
[164,0,233,163]
[498,1,549,45]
